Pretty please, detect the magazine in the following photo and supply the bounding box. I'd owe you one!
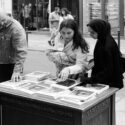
[60,95,96,105]
[0,80,32,89]
[35,86,70,99]
[37,79,57,88]
[15,81,39,94]
[53,78,81,89]
[74,83,109,94]
[60,87,96,101]
[24,71,51,81]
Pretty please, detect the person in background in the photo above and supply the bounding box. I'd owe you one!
[60,8,74,20]
[46,19,89,81]
[0,12,27,83]
[48,7,63,46]
[81,19,123,89]
[48,7,60,33]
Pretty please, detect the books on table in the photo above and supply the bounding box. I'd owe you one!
[0,70,109,105]
[60,95,96,105]
[24,71,51,82]
[53,78,81,89]
[34,86,70,99]
[74,83,109,94]
[59,83,109,105]
[59,87,96,105]
[0,80,32,89]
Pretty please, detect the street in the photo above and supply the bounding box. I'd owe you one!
[23,50,56,76]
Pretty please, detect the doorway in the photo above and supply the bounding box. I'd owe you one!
[12,0,49,30]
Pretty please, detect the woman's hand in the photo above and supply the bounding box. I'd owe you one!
[11,72,22,82]
[59,68,70,81]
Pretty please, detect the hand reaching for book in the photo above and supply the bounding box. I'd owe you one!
[58,68,70,81]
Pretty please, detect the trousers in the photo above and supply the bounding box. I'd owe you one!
[0,64,14,82]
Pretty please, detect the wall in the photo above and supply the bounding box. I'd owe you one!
[0,0,12,14]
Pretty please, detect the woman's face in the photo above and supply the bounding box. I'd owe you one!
[88,26,98,39]
[61,10,65,15]
[60,27,74,43]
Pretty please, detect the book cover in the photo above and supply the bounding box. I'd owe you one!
[60,87,96,101]
[53,78,81,89]
[74,83,109,94]
[37,79,57,88]
[60,95,96,105]
[35,86,70,99]
[0,80,32,89]
[24,71,51,81]
[15,81,38,94]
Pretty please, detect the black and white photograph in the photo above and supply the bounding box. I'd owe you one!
[0,0,124,125]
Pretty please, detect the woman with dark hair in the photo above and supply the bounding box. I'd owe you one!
[61,8,74,20]
[46,19,89,81]
[81,19,123,89]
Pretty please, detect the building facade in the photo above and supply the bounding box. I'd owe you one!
[0,0,124,35]
[82,0,124,36]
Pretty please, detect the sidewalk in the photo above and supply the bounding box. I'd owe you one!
[26,33,125,125]
[27,32,125,54]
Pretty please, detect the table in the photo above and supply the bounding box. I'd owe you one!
[0,86,118,125]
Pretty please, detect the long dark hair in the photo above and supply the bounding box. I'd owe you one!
[61,8,70,16]
[59,19,89,53]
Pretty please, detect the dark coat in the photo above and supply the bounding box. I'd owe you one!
[83,19,123,89]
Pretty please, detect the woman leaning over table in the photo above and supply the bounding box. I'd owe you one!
[46,19,89,81]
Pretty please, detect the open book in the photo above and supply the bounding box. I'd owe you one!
[0,80,32,89]
[60,95,96,105]
[35,86,70,99]
[53,78,81,89]
[59,87,96,105]
[74,83,109,94]
[60,87,96,100]
[24,71,51,82]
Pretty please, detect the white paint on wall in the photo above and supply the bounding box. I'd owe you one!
[0,0,12,14]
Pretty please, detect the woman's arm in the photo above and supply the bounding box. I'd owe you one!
[67,48,88,74]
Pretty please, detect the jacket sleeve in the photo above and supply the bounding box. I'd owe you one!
[67,48,88,74]
[11,26,27,73]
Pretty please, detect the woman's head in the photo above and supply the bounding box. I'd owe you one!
[59,19,89,53]
[59,19,77,43]
[61,8,70,16]
[87,19,111,40]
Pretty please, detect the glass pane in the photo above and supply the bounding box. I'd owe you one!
[37,0,49,30]
[105,0,119,35]
[12,0,49,30]
[83,0,102,34]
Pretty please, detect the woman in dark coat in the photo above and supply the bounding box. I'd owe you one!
[81,19,123,89]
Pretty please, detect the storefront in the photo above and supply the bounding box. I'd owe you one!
[51,0,79,25]
[12,0,49,30]
[11,0,124,35]
[82,0,124,36]
[51,0,124,36]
